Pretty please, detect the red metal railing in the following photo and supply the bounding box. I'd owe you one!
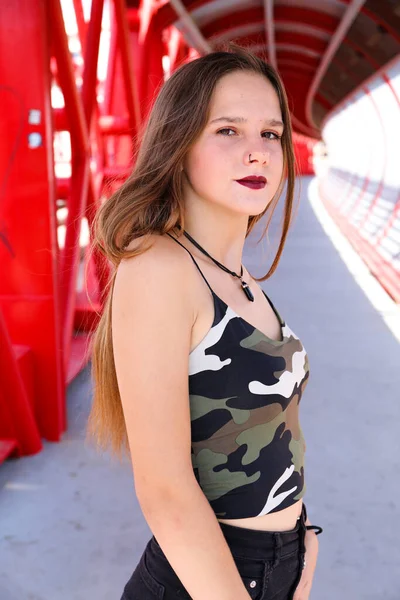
[318,55,400,303]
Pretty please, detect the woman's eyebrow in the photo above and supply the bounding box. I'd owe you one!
[209,116,284,128]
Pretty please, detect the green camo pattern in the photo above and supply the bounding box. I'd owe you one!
[188,294,308,519]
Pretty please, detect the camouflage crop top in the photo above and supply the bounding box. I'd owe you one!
[167,234,308,519]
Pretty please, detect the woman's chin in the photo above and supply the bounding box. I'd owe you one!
[232,198,272,217]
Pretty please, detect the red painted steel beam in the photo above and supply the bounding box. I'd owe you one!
[0,311,42,456]
[51,2,108,370]
[153,4,338,36]
[83,2,116,313]
[103,5,118,115]
[73,0,88,52]
[48,0,91,373]
[225,31,327,55]
[198,0,400,45]
[201,7,339,40]
[134,0,165,117]
[165,26,189,72]
[50,4,89,157]
[0,0,65,441]
[83,0,140,325]
[52,2,106,382]
[138,0,156,41]
[114,0,141,132]
[81,0,105,126]
[53,107,68,130]
[98,114,131,135]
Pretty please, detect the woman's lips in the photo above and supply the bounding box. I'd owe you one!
[236,176,267,190]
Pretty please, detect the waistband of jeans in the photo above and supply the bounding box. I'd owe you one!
[217,503,307,560]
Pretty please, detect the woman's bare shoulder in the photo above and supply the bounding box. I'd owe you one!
[119,232,194,281]
[114,232,198,326]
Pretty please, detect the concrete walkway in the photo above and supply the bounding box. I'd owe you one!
[1,176,399,599]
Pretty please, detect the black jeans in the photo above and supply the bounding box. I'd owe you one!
[121,503,310,600]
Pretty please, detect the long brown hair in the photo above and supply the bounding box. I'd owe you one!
[87,44,297,457]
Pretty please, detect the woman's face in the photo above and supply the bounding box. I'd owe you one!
[182,70,285,218]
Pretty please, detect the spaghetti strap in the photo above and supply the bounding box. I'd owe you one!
[262,289,285,326]
[166,232,214,295]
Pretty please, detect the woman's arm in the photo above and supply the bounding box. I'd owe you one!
[138,471,252,600]
[112,236,251,600]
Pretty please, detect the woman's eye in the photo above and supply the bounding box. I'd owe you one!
[217,128,236,136]
[262,131,281,140]
[217,128,281,140]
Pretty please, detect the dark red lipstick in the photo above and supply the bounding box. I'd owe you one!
[236,176,267,190]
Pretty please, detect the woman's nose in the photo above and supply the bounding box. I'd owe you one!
[245,151,270,165]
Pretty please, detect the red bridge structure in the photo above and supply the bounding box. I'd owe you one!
[0,0,399,461]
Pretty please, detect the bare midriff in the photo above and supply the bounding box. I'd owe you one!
[217,499,303,532]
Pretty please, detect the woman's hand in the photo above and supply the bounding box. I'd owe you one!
[292,527,319,600]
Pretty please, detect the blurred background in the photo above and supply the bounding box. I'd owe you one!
[0,1,399,598]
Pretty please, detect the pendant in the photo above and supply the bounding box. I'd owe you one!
[241,279,254,302]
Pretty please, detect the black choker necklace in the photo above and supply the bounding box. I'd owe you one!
[177,227,254,302]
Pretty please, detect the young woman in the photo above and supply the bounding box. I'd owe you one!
[88,46,323,600]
